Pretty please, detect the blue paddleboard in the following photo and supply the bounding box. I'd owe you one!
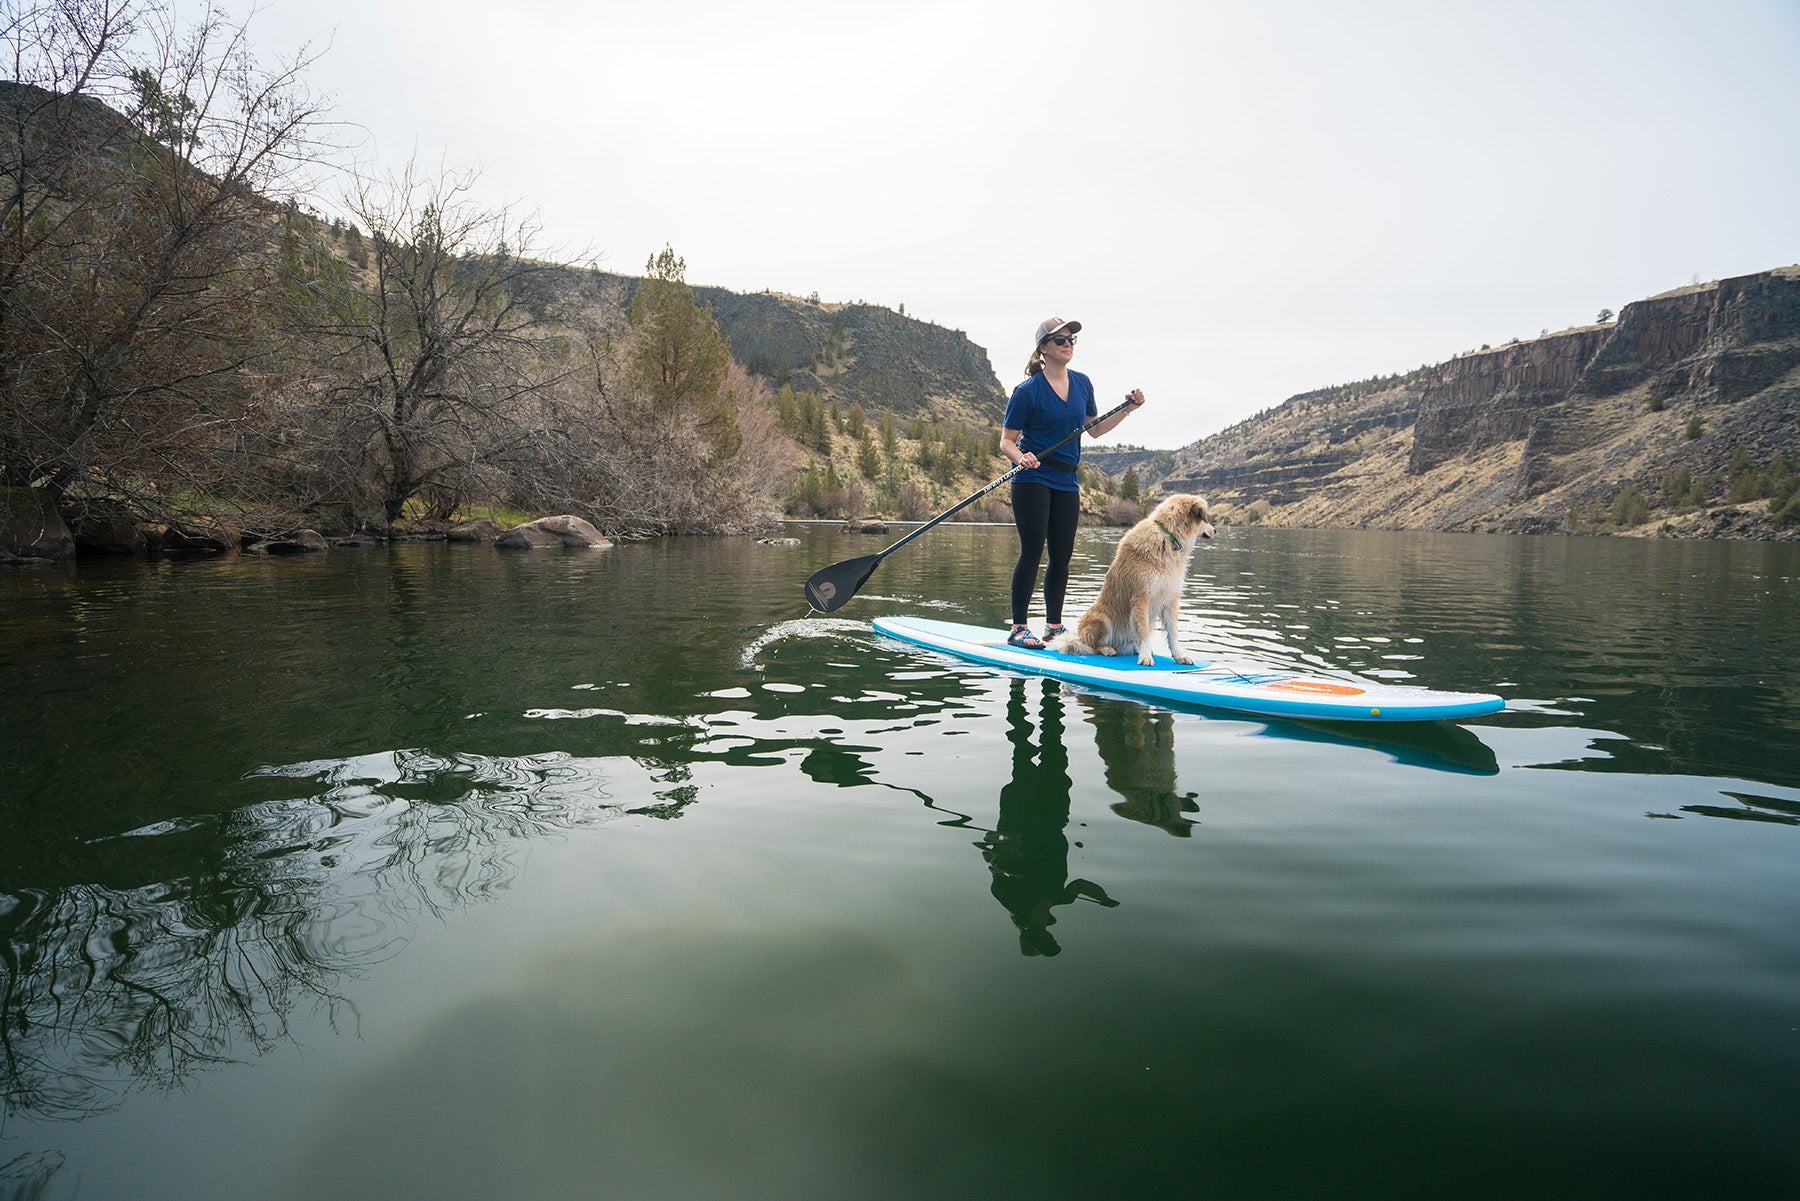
[871,616,1505,724]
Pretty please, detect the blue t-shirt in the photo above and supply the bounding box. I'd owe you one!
[1003,371,1097,493]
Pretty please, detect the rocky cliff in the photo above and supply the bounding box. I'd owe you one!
[696,288,1006,426]
[567,272,1006,427]
[1162,266,1800,537]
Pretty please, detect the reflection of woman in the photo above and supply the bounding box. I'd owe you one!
[980,679,1118,956]
[1000,316,1145,648]
[1077,695,1201,836]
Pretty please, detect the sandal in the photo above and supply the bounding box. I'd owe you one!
[1006,624,1045,650]
[1042,624,1066,640]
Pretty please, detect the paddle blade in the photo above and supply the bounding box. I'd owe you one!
[805,553,885,612]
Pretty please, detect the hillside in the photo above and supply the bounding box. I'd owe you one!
[693,286,1006,428]
[520,263,1008,429]
[1160,266,1800,538]
[497,262,1067,522]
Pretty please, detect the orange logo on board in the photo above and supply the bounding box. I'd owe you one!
[1266,680,1366,697]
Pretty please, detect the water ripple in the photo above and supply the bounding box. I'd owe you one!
[739,617,876,670]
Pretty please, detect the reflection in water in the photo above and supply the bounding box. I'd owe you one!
[980,680,1119,957]
[0,749,633,1125]
[1275,715,1499,776]
[1077,696,1201,837]
[1,836,360,1126]
[0,1148,64,1198]
[1678,790,1800,826]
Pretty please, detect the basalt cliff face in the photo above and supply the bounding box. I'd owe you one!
[1162,266,1800,537]
[695,287,1006,426]
[561,270,1006,427]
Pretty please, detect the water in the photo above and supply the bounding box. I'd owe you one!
[2,525,1796,1200]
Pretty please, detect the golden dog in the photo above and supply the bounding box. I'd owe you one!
[1049,494,1214,665]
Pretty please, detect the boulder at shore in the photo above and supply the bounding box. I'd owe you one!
[149,519,239,555]
[495,515,613,549]
[0,486,76,560]
[247,529,330,555]
[71,504,149,555]
[447,519,502,543]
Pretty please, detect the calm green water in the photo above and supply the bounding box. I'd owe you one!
[2,525,1797,1200]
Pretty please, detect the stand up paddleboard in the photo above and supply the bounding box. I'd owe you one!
[872,616,1504,724]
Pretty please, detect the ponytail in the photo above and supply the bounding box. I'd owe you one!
[1024,348,1045,377]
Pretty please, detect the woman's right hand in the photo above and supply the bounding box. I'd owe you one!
[1001,427,1036,469]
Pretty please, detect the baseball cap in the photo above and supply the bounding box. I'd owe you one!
[1034,317,1082,345]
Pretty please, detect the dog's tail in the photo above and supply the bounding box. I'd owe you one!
[1049,632,1096,656]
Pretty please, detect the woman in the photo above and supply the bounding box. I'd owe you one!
[1000,317,1145,648]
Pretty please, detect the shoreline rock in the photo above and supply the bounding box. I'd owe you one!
[0,487,76,561]
[246,529,329,555]
[495,515,613,549]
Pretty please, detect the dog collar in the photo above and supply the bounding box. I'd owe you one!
[1153,518,1182,550]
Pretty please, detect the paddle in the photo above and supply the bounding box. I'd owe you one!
[804,396,1139,612]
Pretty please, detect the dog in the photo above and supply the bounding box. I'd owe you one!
[1049,494,1214,665]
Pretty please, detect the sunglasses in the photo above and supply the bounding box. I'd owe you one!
[1043,334,1077,347]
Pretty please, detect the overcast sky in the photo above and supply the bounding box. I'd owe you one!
[203,0,1800,449]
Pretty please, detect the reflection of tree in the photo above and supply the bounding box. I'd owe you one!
[0,748,629,1124]
[980,680,1119,957]
[0,1147,65,1197]
[1077,696,1201,837]
[1,873,344,1124]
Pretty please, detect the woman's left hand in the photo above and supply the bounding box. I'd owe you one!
[1126,389,1146,408]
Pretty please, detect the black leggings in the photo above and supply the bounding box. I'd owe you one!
[1010,481,1080,626]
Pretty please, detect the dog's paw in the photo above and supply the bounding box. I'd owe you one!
[1098,646,1118,656]
[1137,652,1156,666]
[1174,652,1196,665]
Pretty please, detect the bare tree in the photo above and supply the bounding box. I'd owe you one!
[286,161,579,524]
[0,0,327,525]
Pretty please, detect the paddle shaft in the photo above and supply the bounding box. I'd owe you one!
[804,396,1139,611]
[866,396,1137,560]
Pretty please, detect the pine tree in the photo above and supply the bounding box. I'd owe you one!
[627,246,740,456]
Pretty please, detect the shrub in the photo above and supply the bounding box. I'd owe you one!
[1099,498,1144,527]
[1686,473,1718,508]
[896,481,931,521]
[1664,467,1693,509]
[1609,483,1650,527]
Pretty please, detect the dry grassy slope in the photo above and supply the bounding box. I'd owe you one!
[1163,265,1800,538]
